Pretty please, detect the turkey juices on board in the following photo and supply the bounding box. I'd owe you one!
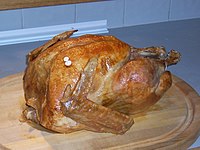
[23,30,180,134]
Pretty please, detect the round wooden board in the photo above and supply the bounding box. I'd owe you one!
[0,73,200,150]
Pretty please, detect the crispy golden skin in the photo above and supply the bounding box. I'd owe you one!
[23,30,180,134]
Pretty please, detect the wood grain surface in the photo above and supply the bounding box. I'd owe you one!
[0,73,200,150]
[0,0,99,10]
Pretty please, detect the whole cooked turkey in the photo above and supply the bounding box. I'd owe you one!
[23,30,180,134]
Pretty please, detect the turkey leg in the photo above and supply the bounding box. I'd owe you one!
[61,57,134,134]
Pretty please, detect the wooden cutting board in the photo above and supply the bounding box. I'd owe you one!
[0,73,200,150]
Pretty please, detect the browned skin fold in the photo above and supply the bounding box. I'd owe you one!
[23,30,181,134]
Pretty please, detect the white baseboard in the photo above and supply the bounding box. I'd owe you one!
[0,20,108,46]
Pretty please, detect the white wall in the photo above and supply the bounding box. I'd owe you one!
[0,0,200,31]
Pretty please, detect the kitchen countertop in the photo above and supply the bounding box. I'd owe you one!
[0,18,200,148]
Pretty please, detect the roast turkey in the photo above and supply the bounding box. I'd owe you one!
[23,30,180,134]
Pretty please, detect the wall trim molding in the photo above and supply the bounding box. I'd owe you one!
[0,20,108,46]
